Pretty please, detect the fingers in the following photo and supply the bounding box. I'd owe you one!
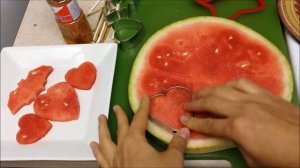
[185,96,241,117]
[225,78,265,94]
[129,96,150,134]
[180,116,229,137]
[167,128,190,155]
[98,115,116,165]
[99,115,112,142]
[194,85,250,102]
[113,105,129,142]
[238,147,259,168]
[193,79,266,102]
[90,141,110,167]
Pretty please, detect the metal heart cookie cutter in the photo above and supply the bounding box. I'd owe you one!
[111,18,144,49]
[106,0,144,49]
[149,86,193,134]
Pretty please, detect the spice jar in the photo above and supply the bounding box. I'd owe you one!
[47,0,93,44]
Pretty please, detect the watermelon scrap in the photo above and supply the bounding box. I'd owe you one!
[7,65,53,114]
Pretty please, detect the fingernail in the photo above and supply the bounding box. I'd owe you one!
[180,115,190,122]
[178,128,190,139]
[90,141,96,147]
[99,114,106,121]
[113,105,119,112]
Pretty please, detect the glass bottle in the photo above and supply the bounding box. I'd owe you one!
[47,0,93,44]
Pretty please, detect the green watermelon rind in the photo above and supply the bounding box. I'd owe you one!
[128,16,294,153]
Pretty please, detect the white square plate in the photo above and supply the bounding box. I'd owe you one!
[0,43,117,160]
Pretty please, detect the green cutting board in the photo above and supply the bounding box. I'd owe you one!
[107,0,298,167]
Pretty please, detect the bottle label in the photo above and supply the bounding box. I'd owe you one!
[51,0,81,23]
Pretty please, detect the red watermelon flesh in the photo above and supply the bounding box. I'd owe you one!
[142,23,285,95]
[17,113,52,144]
[34,82,80,121]
[150,88,219,139]
[131,18,292,140]
[8,65,53,114]
[65,61,97,90]
[139,23,284,138]
[150,89,191,129]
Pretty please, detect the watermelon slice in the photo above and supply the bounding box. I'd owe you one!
[129,17,293,153]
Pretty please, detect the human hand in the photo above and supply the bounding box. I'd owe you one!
[181,79,299,167]
[90,96,190,168]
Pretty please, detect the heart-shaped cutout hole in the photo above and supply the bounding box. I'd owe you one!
[17,113,52,144]
[34,82,80,121]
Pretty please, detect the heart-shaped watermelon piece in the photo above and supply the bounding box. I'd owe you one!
[17,113,52,144]
[150,88,192,129]
[65,61,97,90]
[34,82,80,121]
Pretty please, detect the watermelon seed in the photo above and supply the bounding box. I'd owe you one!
[164,62,168,67]
[13,90,18,95]
[256,52,262,56]
[228,36,233,40]
[22,134,28,139]
[237,61,250,68]
[64,102,69,107]
[40,100,45,104]
[215,48,219,54]
[157,55,162,59]
[166,53,170,57]
[31,71,37,75]
[182,52,189,57]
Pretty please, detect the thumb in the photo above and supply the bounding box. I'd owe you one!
[167,128,190,154]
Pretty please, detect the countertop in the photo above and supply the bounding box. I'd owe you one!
[13,0,101,46]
